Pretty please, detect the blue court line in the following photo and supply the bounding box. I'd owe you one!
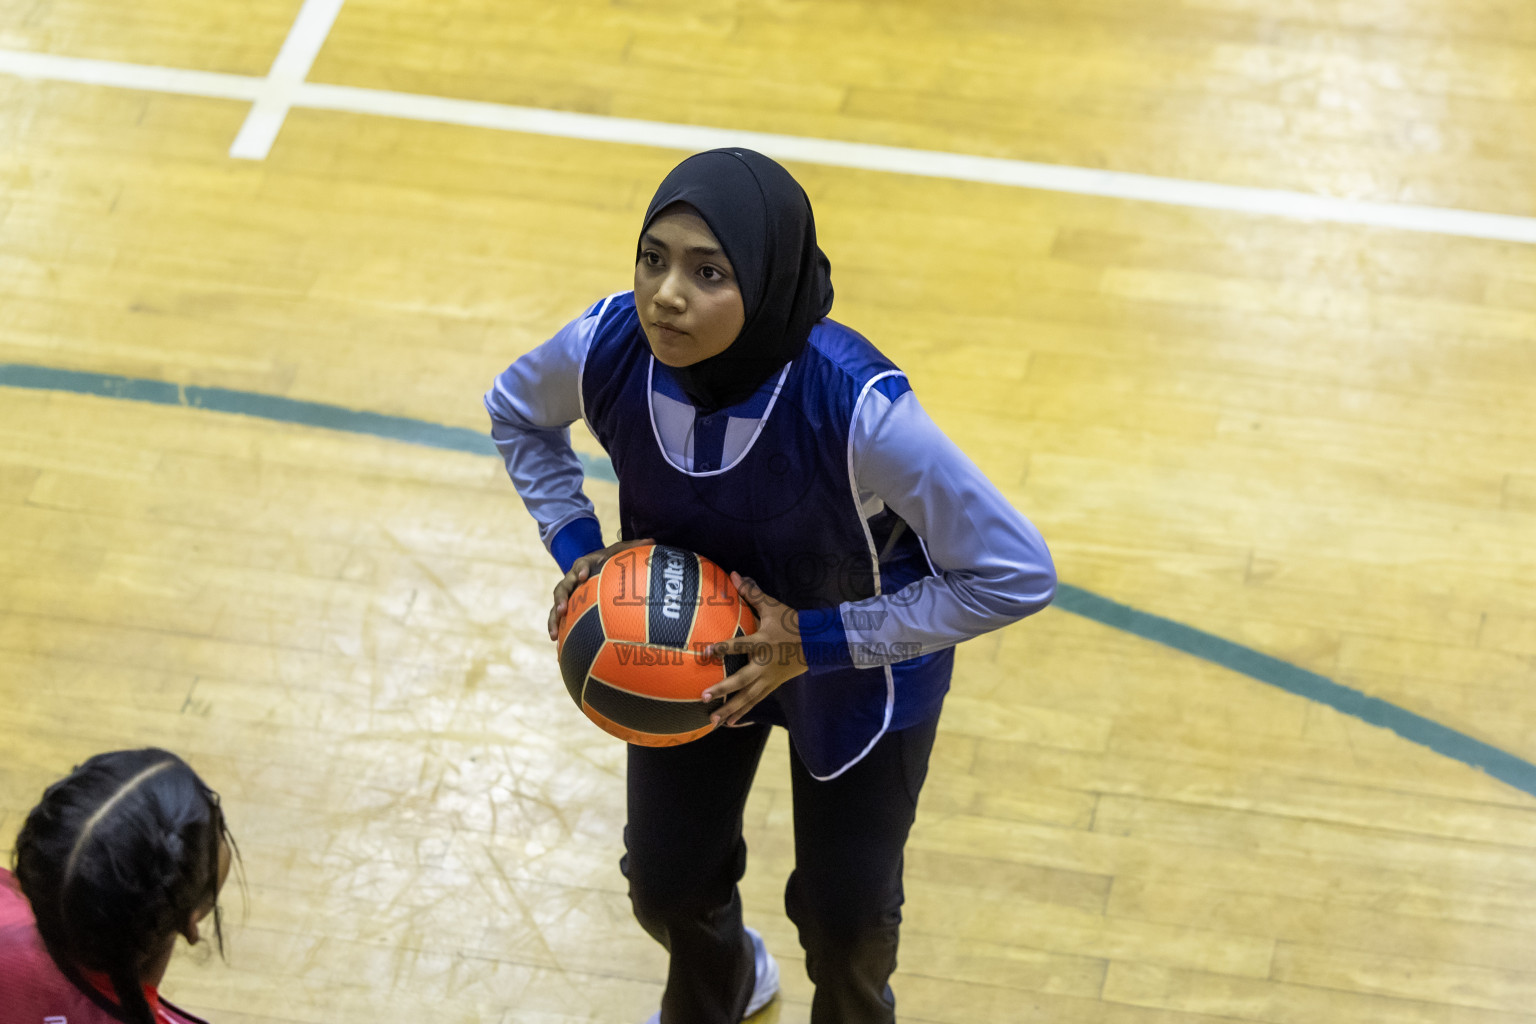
[5,362,1532,798]
[1052,586,1536,798]
[0,363,616,482]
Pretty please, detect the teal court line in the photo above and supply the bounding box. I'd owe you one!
[6,362,1533,799]
[0,363,616,482]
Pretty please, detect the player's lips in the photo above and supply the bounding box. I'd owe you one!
[651,319,687,337]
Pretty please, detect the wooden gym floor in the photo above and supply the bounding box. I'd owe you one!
[2,1,1535,1021]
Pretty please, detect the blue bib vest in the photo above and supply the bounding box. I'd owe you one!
[580,293,953,778]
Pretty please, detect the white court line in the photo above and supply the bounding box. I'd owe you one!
[0,49,264,101]
[229,0,346,159]
[3,47,1536,246]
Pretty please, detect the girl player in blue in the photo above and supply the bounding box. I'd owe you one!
[485,149,1055,1024]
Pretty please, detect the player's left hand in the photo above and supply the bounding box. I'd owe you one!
[702,572,808,727]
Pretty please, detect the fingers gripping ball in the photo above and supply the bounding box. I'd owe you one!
[556,544,758,746]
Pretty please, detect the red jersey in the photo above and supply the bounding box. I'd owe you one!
[0,869,208,1024]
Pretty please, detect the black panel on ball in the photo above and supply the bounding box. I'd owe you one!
[646,544,700,648]
[558,605,606,707]
[584,676,719,736]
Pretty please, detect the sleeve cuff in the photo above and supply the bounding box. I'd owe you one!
[798,605,852,673]
[550,517,604,573]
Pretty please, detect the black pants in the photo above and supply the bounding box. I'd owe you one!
[622,715,940,1024]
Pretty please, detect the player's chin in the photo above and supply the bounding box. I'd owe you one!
[647,344,689,367]
[645,332,702,367]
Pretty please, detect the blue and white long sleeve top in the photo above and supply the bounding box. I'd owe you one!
[486,293,1054,774]
[485,294,1054,668]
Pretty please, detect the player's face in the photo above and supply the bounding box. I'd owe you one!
[180,834,233,945]
[635,207,746,366]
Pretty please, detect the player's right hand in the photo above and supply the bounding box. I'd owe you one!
[549,538,654,641]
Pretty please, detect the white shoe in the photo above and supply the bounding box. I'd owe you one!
[743,926,780,1017]
[642,926,780,1023]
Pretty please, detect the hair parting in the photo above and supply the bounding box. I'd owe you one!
[60,759,176,895]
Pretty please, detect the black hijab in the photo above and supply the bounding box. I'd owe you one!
[638,149,834,412]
